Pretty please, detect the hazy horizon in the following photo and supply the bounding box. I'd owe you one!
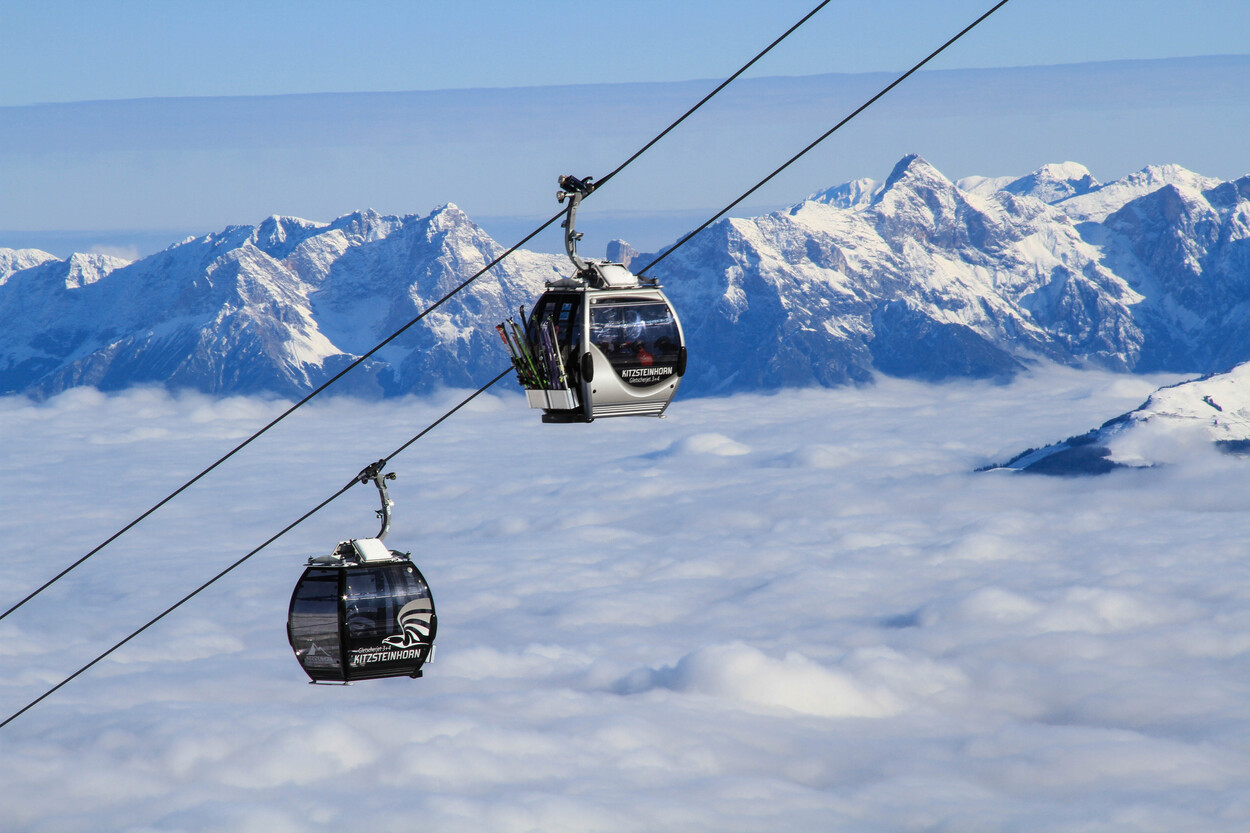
[4,55,1249,259]
[7,0,1248,106]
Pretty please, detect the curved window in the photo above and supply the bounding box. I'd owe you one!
[529,293,581,350]
[343,565,431,646]
[289,569,342,672]
[589,299,681,387]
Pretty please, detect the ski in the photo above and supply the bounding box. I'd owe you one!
[542,318,570,390]
[536,318,560,390]
[508,317,546,387]
[496,323,536,387]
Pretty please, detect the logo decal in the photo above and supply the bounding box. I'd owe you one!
[383,598,434,649]
[620,365,674,386]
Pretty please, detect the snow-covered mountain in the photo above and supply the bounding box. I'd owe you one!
[2,155,1248,398]
[654,154,1248,392]
[0,207,564,398]
[0,248,62,282]
[990,361,1250,475]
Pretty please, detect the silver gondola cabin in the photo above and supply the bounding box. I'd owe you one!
[496,175,687,423]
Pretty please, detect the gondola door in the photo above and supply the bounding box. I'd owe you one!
[340,562,436,681]
[288,568,346,682]
[526,290,587,421]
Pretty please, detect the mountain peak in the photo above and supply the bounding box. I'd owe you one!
[868,155,969,244]
[322,208,407,245]
[0,248,59,284]
[1137,162,1203,182]
[606,239,638,268]
[257,214,321,234]
[62,252,128,288]
[427,203,473,229]
[879,154,944,194]
[1004,162,1099,203]
[872,154,959,213]
[1115,164,1221,198]
[252,215,326,260]
[1055,162,1220,222]
[809,177,881,210]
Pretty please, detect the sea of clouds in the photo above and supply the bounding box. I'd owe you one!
[2,365,1249,832]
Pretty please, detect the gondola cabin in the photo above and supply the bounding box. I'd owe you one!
[287,463,436,683]
[525,271,686,422]
[496,174,687,422]
[288,540,436,683]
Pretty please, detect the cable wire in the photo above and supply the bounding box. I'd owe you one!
[593,0,832,192]
[638,0,1013,276]
[1,0,1014,726]
[0,212,559,625]
[0,367,514,730]
[0,0,835,625]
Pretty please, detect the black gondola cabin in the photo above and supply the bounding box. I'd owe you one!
[287,464,436,683]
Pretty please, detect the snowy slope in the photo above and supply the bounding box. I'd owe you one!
[655,154,1250,391]
[1055,163,1223,222]
[658,154,1145,391]
[995,361,1250,474]
[1001,161,1101,204]
[0,247,61,283]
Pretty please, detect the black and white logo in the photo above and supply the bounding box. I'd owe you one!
[383,598,434,649]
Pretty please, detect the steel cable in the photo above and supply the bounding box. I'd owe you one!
[0,0,835,624]
[1,0,1015,727]
[638,0,1013,276]
[0,367,515,730]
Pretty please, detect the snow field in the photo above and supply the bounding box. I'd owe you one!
[1,366,1248,832]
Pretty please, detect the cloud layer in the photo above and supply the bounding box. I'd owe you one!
[2,365,1249,831]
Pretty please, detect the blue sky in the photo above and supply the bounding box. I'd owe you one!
[3,0,1248,105]
[2,0,1248,256]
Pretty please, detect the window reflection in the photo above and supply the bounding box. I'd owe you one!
[590,300,681,386]
[290,570,341,671]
